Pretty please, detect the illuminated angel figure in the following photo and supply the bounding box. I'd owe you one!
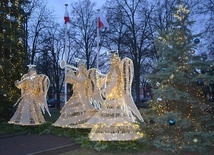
[8,65,51,126]
[53,62,98,128]
[87,53,145,141]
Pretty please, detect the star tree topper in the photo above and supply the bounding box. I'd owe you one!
[173,5,189,21]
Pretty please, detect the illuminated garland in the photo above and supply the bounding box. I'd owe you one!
[0,0,27,106]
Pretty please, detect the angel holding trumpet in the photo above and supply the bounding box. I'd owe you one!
[53,59,105,128]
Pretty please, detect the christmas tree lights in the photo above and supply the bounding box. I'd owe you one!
[0,0,29,120]
[143,3,214,153]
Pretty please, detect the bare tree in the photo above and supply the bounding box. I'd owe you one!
[103,2,129,57]
[202,0,214,59]
[27,0,55,64]
[36,22,66,109]
[68,0,97,69]
[104,0,155,103]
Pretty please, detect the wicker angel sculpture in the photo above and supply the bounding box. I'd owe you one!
[53,61,103,128]
[8,65,51,126]
[87,53,144,141]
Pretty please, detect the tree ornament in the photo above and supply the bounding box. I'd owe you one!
[169,119,175,126]
[190,50,195,54]
[157,97,162,102]
[196,68,201,74]
[3,29,6,33]
[8,1,12,7]
[170,74,174,79]
[196,79,204,86]
[3,94,7,97]
[6,14,11,20]
[156,82,160,87]
[193,138,198,143]
[173,5,189,20]
[162,67,166,72]
[194,38,200,44]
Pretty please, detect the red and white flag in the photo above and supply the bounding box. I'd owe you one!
[98,13,109,29]
[64,7,70,24]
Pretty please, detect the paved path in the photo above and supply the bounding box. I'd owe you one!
[0,134,80,155]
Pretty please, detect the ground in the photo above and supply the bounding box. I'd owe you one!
[0,108,213,155]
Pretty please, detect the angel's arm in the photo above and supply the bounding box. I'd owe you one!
[15,80,22,89]
[14,74,28,89]
[70,74,86,83]
[67,69,86,83]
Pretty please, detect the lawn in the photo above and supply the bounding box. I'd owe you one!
[44,108,61,122]
[1,108,213,155]
[61,148,214,155]
[61,148,166,155]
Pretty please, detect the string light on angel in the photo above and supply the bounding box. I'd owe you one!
[87,53,145,141]
[8,65,51,126]
[53,60,103,128]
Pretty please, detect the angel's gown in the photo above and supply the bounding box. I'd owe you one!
[87,55,144,141]
[53,67,98,128]
[8,73,50,125]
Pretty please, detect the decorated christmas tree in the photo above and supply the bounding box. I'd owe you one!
[0,0,29,121]
[142,3,214,154]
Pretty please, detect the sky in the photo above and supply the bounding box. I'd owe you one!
[47,0,105,22]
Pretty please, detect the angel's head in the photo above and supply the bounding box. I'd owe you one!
[28,68,37,76]
[108,53,121,81]
[110,53,120,68]
[77,63,87,76]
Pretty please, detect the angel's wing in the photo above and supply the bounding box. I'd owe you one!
[121,57,144,122]
[38,74,51,116]
[86,68,106,110]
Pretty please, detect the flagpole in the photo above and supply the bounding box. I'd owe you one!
[64,4,68,105]
[96,9,100,69]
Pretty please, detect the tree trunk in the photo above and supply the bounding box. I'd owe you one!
[56,81,61,109]
[134,63,141,105]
